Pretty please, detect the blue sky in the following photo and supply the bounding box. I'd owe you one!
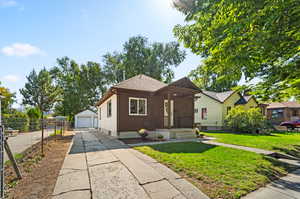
[0,0,202,106]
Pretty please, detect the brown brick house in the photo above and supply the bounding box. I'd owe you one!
[267,101,300,124]
[96,74,201,138]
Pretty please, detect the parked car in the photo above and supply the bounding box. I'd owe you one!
[280,119,300,130]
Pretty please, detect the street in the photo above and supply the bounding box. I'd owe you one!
[4,129,54,162]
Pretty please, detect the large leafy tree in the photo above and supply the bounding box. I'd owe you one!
[0,82,15,114]
[51,57,106,120]
[173,0,300,100]
[20,68,60,154]
[103,36,186,84]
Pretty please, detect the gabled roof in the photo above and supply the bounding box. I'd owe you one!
[235,95,254,105]
[168,77,201,91]
[112,74,167,92]
[96,74,200,106]
[243,95,252,102]
[202,90,235,103]
[267,101,300,109]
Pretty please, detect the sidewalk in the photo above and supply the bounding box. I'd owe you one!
[52,130,209,199]
[202,140,274,155]
[242,168,300,199]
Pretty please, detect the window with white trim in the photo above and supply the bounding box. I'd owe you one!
[129,97,147,116]
[107,100,112,117]
[201,108,207,120]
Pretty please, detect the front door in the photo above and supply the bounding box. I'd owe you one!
[164,100,174,128]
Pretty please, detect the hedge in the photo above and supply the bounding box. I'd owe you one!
[3,112,29,132]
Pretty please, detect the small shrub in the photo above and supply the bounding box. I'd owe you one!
[194,127,201,137]
[225,106,267,133]
[157,134,164,139]
[137,129,148,140]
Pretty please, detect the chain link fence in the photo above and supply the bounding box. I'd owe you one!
[0,125,4,199]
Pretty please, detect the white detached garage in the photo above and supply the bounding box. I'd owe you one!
[75,110,98,128]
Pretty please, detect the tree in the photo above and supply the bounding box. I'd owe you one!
[188,65,239,92]
[51,57,106,122]
[173,0,300,100]
[103,36,186,84]
[20,68,60,154]
[0,82,15,114]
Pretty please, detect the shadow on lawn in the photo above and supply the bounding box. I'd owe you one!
[147,142,216,154]
[257,156,300,193]
[272,145,300,159]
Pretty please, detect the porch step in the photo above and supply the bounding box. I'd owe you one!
[174,131,197,139]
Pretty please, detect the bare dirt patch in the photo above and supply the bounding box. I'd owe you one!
[5,135,72,199]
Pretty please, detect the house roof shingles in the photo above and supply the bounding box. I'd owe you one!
[96,74,200,106]
[267,101,300,109]
[112,74,167,92]
[202,90,235,103]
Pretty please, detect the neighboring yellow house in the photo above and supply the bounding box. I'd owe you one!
[194,90,258,129]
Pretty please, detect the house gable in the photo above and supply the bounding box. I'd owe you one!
[194,92,223,127]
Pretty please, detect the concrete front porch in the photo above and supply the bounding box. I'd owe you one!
[118,128,196,140]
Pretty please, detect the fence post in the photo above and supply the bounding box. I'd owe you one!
[54,119,57,140]
[0,95,4,198]
[0,125,4,199]
[4,138,21,180]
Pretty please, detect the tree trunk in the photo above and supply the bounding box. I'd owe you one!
[41,111,44,155]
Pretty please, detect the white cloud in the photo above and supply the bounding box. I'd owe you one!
[0,0,17,7]
[1,43,45,57]
[2,74,20,82]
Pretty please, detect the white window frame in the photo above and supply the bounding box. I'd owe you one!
[129,97,147,116]
[107,100,112,118]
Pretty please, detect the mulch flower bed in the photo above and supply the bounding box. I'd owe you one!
[4,135,72,199]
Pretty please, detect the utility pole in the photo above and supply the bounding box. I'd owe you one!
[0,94,4,199]
[123,70,126,81]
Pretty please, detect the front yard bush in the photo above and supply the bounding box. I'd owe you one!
[3,112,30,132]
[225,106,267,133]
[26,107,41,131]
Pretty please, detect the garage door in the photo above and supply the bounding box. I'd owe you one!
[77,116,93,128]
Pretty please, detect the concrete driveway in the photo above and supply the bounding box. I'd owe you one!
[4,129,53,162]
[52,130,209,199]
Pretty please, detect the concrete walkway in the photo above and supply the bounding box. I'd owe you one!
[52,130,209,199]
[202,140,274,155]
[242,168,300,199]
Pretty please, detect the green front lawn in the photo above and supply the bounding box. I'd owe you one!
[135,142,290,199]
[203,131,300,157]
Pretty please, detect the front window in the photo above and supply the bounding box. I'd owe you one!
[129,98,147,116]
[292,109,298,117]
[201,108,207,120]
[107,100,112,117]
[271,109,283,119]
